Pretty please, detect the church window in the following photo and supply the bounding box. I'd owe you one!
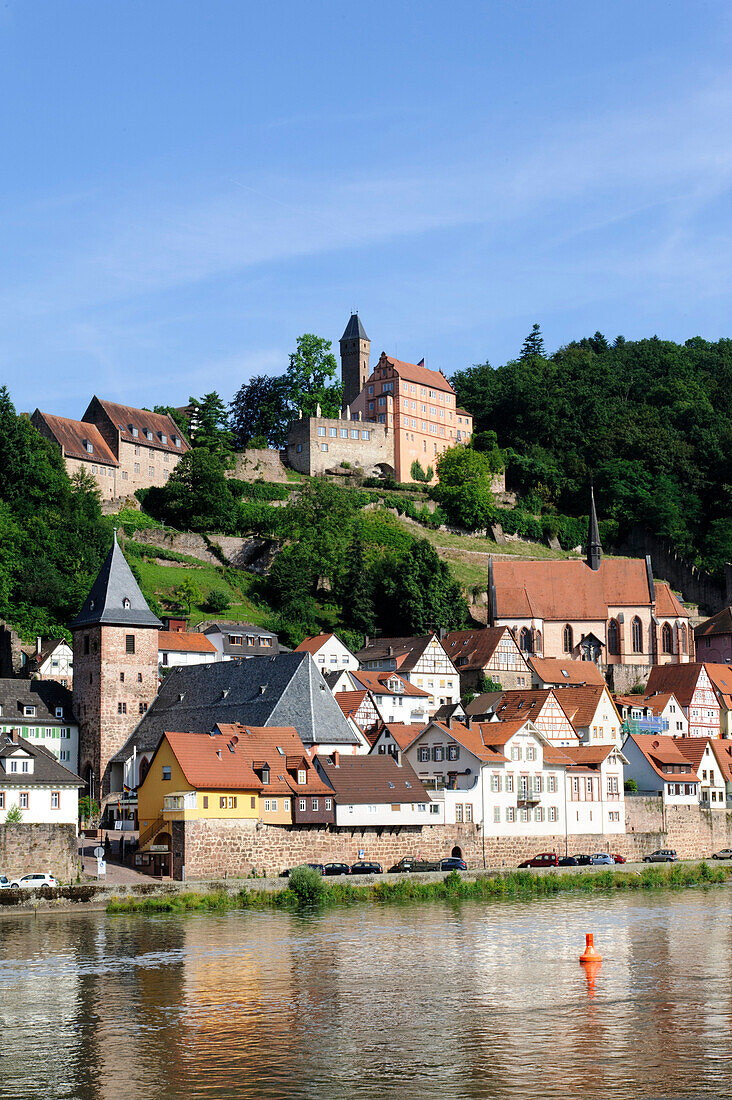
[608,619,619,655]
[662,623,673,654]
[563,625,573,653]
[84,636,90,655]
[519,628,533,654]
[680,623,687,654]
[631,617,643,654]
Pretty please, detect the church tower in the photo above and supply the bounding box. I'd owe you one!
[586,485,602,572]
[340,313,370,407]
[71,532,162,800]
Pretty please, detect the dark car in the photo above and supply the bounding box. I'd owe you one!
[350,861,383,875]
[643,849,677,863]
[571,854,593,866]
[518,853,558,869]
[440,857,467,871]
[558,855,581,867]
[387,857,441,873]
[323,862,351,876]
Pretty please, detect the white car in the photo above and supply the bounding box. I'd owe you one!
[10,873,59,889]
[0,875,10,889]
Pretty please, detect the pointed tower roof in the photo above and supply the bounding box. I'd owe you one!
[341,313,369,342]
[70,532,162,630]
[586,484,602,571]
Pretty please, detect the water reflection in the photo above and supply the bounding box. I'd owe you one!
[0,891,731,1098]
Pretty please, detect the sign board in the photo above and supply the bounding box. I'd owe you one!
[148,845,169,854]
[93,846,105,859]
[96,858,106,877]
[358,848,365,859]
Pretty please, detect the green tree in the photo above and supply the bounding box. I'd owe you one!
[378,540,467,635]
[229,375,290,449]
[174,577,201,615]
[338,532,376,636]
[285,334,342,418]
[152,405,191,441]
[146,450,232,531]
[188,393,235,457]
[432,445,498,530]
[411,459,428,482]
[520,323,545,360]
[5,805,22,824]
[284,478,358,591]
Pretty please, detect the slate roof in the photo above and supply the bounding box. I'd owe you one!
[111,652,360,764]
[70,533,163,630]
[202,622,279,657]
[432,702,465,722]
[0,678,75,725]
[341,313,369,342]
[528,657,606,687]
[32,411,119,466]
[316,753,429,804]
[695,607,732,638]
[463,691,506,718]
[0,732,82,787]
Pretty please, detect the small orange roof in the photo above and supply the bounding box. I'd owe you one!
[379,722,426,750]
[695,607,732,638]
[443,627,525,673]
[335,690,371,719]
[675,737,713,773]
[709,739,732,784]
[376,353,456,394]
[553,685,619,732]
[528,657,606,687]
[705,664,732,707]
[352,671,430,698]
[654,582,686,616]
[294,633,335,655]
[34,411,119,466]
[158,631,216,654]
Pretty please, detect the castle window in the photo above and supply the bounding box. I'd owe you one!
[662,622,673,654]
[563,624,573,653]
[340,429,348,438]
[519,628,533,654]
[608,619,620,655]
[117,702,127,714]
[351,429,359,439]
[318,427,326,436]
[329,427,337,437]
[631,617,643,654]
[321,443,328,452]
[84,636,90,655]
[129,426,138,437]
[296,444,302,452]
[125,635,135,654]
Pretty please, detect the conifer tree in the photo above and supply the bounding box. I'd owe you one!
[520,323,545,360]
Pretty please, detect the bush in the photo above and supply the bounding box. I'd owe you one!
[206,588,232,613]
[227,479,292,502]
[288,865,326,906]
[624,778,638,793]
[411,459,428,482]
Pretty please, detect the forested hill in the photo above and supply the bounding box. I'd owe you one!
[452,333,732,575]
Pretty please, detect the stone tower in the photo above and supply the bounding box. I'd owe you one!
[340,313,370,407]
[586,485,602,572]
[71,532,162,800]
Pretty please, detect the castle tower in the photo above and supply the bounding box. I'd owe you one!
[71,532,162,800]
[586,485,602,572]
[340,313,370,407]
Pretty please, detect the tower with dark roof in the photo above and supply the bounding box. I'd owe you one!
[71,532,162,800]
[586,485,602,572]
[340,313,370,407]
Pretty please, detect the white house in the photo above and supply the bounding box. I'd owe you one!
[0,679,78,772]
[615,692,689,738]
[622,732,700,805]
[561,745,627,834]
[370,722,426,758]
[357,633,461,709]
[0,730,82,827]
[350,671,431,725]
[675,738,726,808]
[22,638,74,688]
[553,685,623,745]
[316,751,443,826]
[295,633,359,671]
[158,630,218,669]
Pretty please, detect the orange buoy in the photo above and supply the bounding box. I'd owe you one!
[579,932,602,964]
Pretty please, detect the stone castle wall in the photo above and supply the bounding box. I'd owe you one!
[227,449,290,483]
[129,529,278,573]
[286,416,392,477]
[170,801,732,879]
[0,824,78,881]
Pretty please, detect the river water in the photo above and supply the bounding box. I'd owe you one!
[1,889,731,1099]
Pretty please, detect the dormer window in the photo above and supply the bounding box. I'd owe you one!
[160,433,167,444]
[23,706,36,717]
[55,707,63,718]
[261,767,270,786]
[129,425,139,437]
[145,429,153,441]
[83,439,94,454]
[297,769,307,785]
[173,436,181,447]
[122,598,131,609]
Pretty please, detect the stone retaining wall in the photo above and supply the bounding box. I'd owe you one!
[0,824,78,881]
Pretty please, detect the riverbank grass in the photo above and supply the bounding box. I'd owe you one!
[106,862,731,915]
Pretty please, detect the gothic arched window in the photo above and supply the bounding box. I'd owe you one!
[662,622,673,654]
[519,627,533,654]
[680,623,687,654]
[631,616,643,654]
[563,624,573,653]
[608,619,620,656]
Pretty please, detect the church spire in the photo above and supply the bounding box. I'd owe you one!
[70,530,162,630]
[586,484,602,571]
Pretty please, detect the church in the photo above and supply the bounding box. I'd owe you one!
[488,491,692,670]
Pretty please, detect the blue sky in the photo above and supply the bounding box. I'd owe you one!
[2,0,732,416]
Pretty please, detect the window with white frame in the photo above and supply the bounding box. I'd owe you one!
[299,798,306,812]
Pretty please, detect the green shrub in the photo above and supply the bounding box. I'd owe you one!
[228,479,292,502]
[624,778,638,793]
[288,865,326,906]
[206,588,232,613]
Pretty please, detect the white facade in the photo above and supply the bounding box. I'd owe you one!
[359,635,461,709]
[565,751,626,834]
[0,720,78,773]
[622,735,700,805]
[307,635,359,671]
[35,641,74,688]
[0,746,80,826]
[158,646,217,669]
[334,799,441,827]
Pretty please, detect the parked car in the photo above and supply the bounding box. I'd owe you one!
[590,853,615,866]
[0,875,10,889]
[323,862,351,876]
[440,857,467,871]
[518,853,558,869]
[10,873,59,889]
[572,854,594,866]
[712,849,732,860]
[388,857,441,873]
[612,854,627,864]
[558,855,581,866]
[643,849,678,863]
[279,863,325,877]
[350,861,383,875]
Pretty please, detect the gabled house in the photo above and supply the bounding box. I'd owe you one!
[674,738,726,808]
[622,733,700,805]
[704,664,732,738]
[561,744,627,833]
[201,622,279,661]
[0,679,78,771]
[709,740,732,808]
[159,630,217,669]
[0,730,82,826]
[369,722,425,758]
[349,671,431,725]
[21,638,74,688]
[356,633,460,708]
[315,751,436,827]
[487,690,580,746]
[644,664,721,738]
[551,685,623,745]
[334,690,379,732]
[294,633,358,671]
[31,410,120,501]
[441,627,532,691]
[694,606,732,664]
[80,396,189,495]
[614,692,688,737]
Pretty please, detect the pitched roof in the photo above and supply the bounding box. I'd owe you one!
[0,732,82,787]
[463,691,506,717]
[376,354,456,395]
[84,397,189,455]
[334,690,371,719]
[613,691,679,716]
[709,738,732,784]
[704,664,732,707]
[356,634,449,673]
[551,685,619,732]
[560,744,627,767]
[644,664,705,708]
[32,411,119,466]
[674,737,713,773]
[654,582,686,617]
[0,678,74,725]
[528,657,606,687]
[70,533,162,630]
[442,627,515,671]
[624,733,700,783]
[158,631,216,654]
[294,634,335,655]
[491,557,661,621]
[695,607,732,638]
[111,653,360,763]
[428,719,511,762]
[341,313,369,341]
[351,671,430,698]
[316,753,429,805]
[216,724,332,796]
[378,722,425,750]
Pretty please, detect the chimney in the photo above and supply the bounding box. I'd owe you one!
[447,716,454,729]
[394,749,402,766]
[387,646,393,656]
[332,751,340,768]
[36,637,42,656]
[465,716,473,730]
[365,636,370,647]
[8,728,19,743]
[439,627,446,641]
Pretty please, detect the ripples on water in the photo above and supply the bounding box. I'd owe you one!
[0,890,731,1099]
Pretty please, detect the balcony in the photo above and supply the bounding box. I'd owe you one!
[517,785,542,804]
[622,717,668,735]
[163,791,197,813]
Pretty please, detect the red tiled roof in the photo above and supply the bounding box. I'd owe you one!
[216,723,332,796]
[492,557,676,621]
[442,627,521,672]
[356,634,448,674]
[379,723,425,750]
[34,411,119,466]
[316,753,430,804]
[625,733,699,784]
[709,739,732,784]
[87,397,190,455]
[615,692,679,716]
[552,685,619,732]
[528,657,606,687]
[674,737,713,772]
[695,607,732,638]
[351,671,430,698]
[704,664,732,707]
[335,690,371,718]
[654,582,686,616]
[644,664,705,708]
[158,631,216,654]
[294,634,335,654]
[561,745,624,766]
[376,354,456,394]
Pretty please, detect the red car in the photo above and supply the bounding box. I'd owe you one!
[612,854,626,864]
[518,853,558,869]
